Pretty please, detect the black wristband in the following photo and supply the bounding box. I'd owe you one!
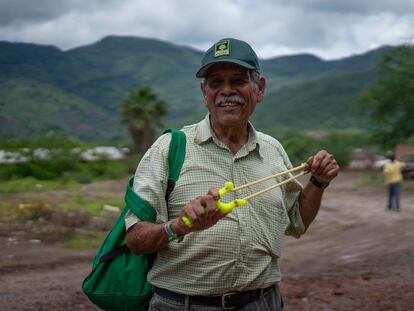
[310,175,329,189]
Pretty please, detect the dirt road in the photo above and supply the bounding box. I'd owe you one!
[281,173,414,310]
[0,172,413,310]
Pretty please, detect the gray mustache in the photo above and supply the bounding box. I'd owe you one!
[215,95,245,107]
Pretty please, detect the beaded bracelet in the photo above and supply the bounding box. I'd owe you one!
[163,221,184,242]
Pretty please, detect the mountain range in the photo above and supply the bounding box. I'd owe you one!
[0,35,391,142]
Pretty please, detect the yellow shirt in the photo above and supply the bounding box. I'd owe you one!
[383,161,406,185]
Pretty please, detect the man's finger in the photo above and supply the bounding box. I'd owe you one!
[198,198,210,217]
[311,150,331,174]
[207,188,220,200]
[315,155,331,175]
[199,195,216,217]
[183,207,200,228]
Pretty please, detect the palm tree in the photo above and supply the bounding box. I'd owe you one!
[120,86,167,154]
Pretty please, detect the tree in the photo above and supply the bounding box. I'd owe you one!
[359,45,414,148]
[120,86,167,154]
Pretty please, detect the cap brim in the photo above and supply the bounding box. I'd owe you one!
[196,59,256,78]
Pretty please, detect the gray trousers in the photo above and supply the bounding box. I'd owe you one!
[148,285,284,311]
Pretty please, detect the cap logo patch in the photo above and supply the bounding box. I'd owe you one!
[214,40,230,57]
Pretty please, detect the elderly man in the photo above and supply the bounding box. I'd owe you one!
[126,38,339,311]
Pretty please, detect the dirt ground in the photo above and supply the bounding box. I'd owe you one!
[0,172,413,310]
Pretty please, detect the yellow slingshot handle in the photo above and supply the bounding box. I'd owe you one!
[181,181,247,228]
[216,181,248,213]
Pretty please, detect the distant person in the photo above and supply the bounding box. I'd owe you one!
[126,38,339,311]
[383,154,406,211]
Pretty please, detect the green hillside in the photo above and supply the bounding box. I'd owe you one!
[254,70,377,132]
[66,36,202,114]
[0,78,116,140]
[0,36,392,142]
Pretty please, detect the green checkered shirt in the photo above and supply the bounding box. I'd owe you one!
[125,115,305,295]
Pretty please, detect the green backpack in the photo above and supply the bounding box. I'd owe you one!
[82,129,186,311]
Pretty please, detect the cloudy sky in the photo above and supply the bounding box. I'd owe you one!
[0,0,413,60]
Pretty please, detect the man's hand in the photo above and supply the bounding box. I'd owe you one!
[170,188,225,235]
[306,150,340,184]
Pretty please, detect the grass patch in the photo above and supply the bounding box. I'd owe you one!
[402,178,414,191]
[358,172,414,190]
[63,231,107,249]
[0,201,17,217]
[0,180,124,220]
[64,237,100,249]
[0,176,81,193]
[0,158,135,183]
[358,173,384,187]
[57,197,124,217]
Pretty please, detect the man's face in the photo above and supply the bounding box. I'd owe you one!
[200,63,265,129]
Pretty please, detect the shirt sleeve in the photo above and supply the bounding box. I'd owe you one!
[276,143,306,238]
[124,134,171,231]
[284,182,305,238]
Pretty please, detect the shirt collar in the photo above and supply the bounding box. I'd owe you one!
[194,114,263,159]
[194,114,214,144]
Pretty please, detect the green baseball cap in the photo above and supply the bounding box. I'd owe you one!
[196,38,261,78]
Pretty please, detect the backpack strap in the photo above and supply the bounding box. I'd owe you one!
[163,128,186,202]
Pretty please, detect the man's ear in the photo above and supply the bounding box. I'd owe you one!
[256,77,266,103]
[200,81,207,106]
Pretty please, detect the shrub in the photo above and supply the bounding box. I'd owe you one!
[283,131,372,167]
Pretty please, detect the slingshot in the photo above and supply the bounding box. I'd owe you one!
[182,163,309,228]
